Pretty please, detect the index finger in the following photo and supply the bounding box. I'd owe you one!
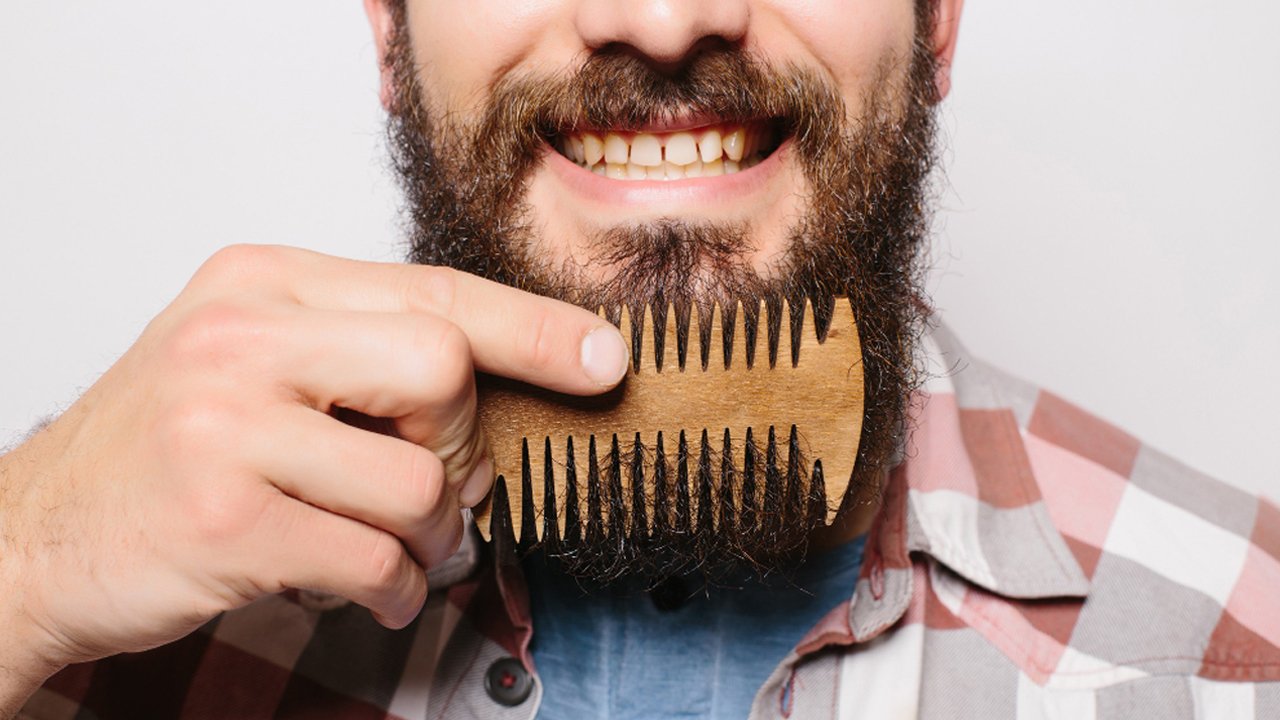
[283,249,629,395]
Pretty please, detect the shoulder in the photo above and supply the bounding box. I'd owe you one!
[913,324,1280,691]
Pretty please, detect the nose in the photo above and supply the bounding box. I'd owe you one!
[574,0,750,71]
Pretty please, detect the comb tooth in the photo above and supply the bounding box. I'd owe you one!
[604,303,622,327]
[519,440,537,547]
[743,299,761,370]
[813,294,835,343]
[541,436,558,547]
[777,298,794,370]
[585,436,603,544]
[695,428,714,533]
[607,434,625,540]
[763,426,783,537]
[784,425,803,527]
[696,302,714,371]
[718,428,736,538]
[789,297,806,367]
[489,476,516,564]
[740,426,758,535]
[675,430,692,534]
[652,431,670,537]
[563,436,580,545]
[766,297,783,368]
[629,432,648,544]
[807,459,830,527]
[720,301,737,371]
[636,303,657,374]
[619,305,643,373]
[650,301,669,373]
[675,302,692,371]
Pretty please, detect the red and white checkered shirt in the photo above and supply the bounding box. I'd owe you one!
[21,324,1280,719]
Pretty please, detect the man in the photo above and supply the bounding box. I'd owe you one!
[2,1,1277,719]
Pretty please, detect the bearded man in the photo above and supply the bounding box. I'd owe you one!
[2,1,1278,718]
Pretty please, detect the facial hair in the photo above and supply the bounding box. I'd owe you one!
[383,3,940,583]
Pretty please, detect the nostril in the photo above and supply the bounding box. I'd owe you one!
[575,2,749,70]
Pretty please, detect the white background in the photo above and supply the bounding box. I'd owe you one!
[1,2,1276,496]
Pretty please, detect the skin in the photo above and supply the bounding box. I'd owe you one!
[367,0,961,284]
[0,0,961,714]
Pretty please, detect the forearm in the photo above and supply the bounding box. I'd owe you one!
[0,662,54,720]
[0,448,61,719]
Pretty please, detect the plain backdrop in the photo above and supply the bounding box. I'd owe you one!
[1,2,1276,497]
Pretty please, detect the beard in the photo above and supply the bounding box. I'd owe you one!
[383,4,940,584]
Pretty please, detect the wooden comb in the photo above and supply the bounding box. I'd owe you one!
[473,297,863,545]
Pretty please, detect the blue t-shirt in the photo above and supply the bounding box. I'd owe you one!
[525,535,867,719]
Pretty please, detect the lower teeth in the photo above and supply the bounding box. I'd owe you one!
[577,154,765,181]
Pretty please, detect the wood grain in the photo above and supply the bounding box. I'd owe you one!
[473,298,863,541]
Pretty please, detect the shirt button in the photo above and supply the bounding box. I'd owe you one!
[648,575,689,612]
[485,657,533,707]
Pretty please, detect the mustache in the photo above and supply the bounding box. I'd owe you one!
[447,47,846,176]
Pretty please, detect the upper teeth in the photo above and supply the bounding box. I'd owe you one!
[558,124,770,180]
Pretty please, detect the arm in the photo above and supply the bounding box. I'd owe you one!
[0,245,627,714]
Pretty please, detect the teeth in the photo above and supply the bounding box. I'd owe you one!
[698,129,723,163]
[604,133,630,164]
[630,133,663,166]
[583,133,605,165]
[663,132,698,165]
[567,135,584,164]
[560,123,773,181]
[722,127,745,162]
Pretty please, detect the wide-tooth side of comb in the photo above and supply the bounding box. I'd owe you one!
[474,297,863,544]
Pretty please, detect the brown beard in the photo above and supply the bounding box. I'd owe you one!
[383,4,940,583]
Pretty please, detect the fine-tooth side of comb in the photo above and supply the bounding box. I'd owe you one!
[473,297,863,545]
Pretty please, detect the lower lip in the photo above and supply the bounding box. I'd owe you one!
[543,140,791,207]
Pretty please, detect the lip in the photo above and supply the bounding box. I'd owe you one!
[569,113,748,135]
[543,137,791,207]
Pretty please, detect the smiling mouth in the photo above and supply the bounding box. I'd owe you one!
[552,119,783,181]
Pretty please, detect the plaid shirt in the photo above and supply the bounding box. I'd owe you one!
[20,324,1280,719]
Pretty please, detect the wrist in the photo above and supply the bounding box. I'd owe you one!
[0,581,63,717]
[0,453,65,716]
[0,612,61,719]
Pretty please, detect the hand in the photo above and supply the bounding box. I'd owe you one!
[0,245,627,698]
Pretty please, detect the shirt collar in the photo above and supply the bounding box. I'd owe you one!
[893,323,1090,600]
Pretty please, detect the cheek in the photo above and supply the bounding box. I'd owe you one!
[757,0,917,103]
[406,0,568,112]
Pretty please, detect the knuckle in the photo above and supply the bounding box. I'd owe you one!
[187,480,261,546]
[404,321,474,410]
[428,515,465,568]
[165,301,268,368]
[514,307,561,374]
[405,265,459,316]
[395,446,446,520]
[361,534,407,596]
[157,398,236,461]
[404,318,465,376]
[430,322,473,389]
[197,244,284,286]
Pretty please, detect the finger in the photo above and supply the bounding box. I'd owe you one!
[276,307,478,447]
[248,406,466,567]
[265,498,428,629]
[279,251,629,393]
